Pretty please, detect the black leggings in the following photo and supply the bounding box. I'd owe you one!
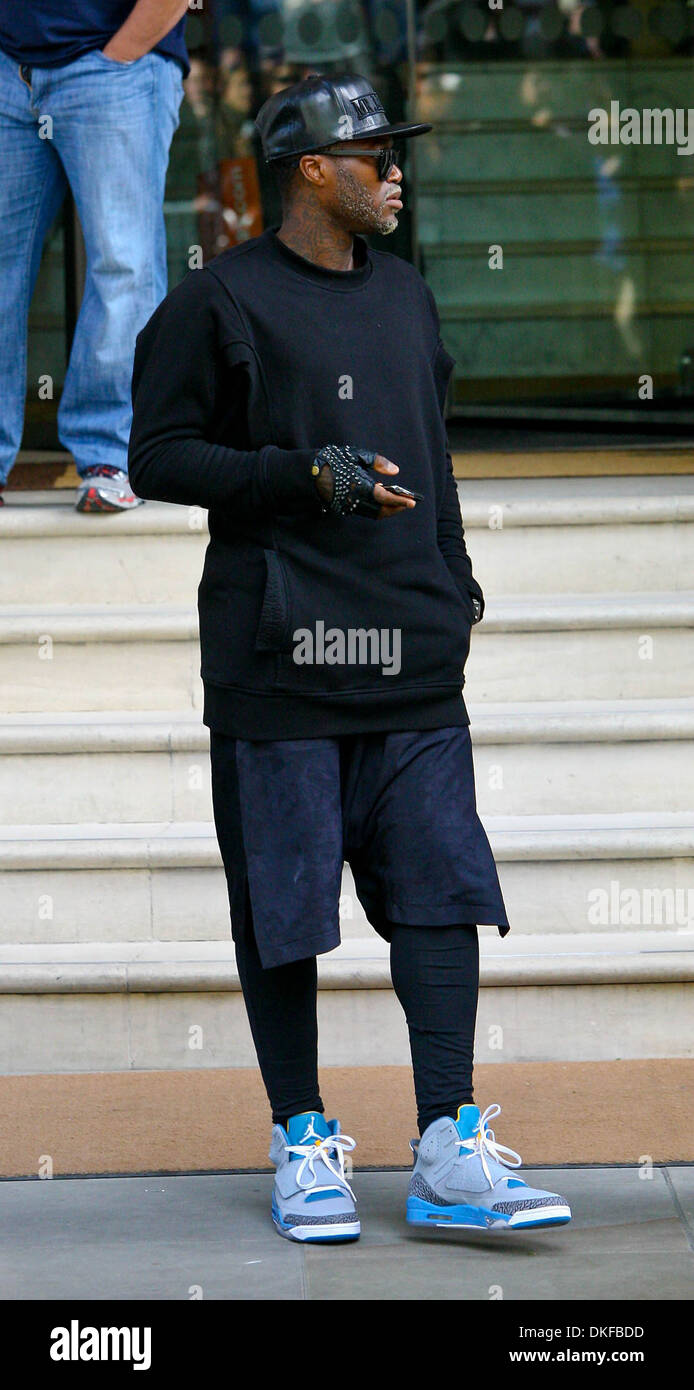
[234,886,479,1136]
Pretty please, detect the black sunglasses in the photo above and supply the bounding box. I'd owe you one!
[318,146,401,180]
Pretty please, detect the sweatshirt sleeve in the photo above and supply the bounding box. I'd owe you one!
[437,443,485,621]
[127,268,323,519]
[430,323,485,621]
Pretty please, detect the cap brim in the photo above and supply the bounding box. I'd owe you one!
[262,121,433,162]
[374,121,433,139]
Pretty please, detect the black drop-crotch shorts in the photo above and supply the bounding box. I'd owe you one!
[209,725,510,969]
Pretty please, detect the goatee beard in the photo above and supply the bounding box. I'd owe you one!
[334,167,399,237]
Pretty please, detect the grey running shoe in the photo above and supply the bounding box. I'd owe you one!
[270,1111,360,1243]
[407,1103,572,1231]
[75,466,144,512]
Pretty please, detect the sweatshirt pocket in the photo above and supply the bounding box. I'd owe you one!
[436,553,476,627]
[256,534,473,696]
[255,548,294,653]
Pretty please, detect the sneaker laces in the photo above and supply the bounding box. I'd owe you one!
[455,1103,522,1190]
[83,466,127,481]
[285,1131,357,1201]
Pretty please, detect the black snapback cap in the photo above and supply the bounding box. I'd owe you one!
[255,71,432,163]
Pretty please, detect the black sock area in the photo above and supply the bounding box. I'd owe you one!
[417,1095,475,1137]
[272,1106,326,1132]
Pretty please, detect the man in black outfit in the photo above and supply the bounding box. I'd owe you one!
[128,72,571,1242]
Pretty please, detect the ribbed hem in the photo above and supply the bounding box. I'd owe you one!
[203,681,470,740]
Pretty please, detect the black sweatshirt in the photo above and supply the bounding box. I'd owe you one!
[128,226,485,739]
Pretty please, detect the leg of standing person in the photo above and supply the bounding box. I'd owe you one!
[209,729,359,1243]
[345,726,572,1231]
[209,732,325,1124]
[233,879,324,1127]
[0,47,68,501]
[342,726,490,1138]
[389,921,479,1134]
[390,920,573,1231]
[28,49,183,506]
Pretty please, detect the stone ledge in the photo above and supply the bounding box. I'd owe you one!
[0,605,197,643]
[0,498,206,538]
[2,592,693,644]
[1,812,693,869]
[5,482,694,532]
[2,698,694,752]
[0,932,692,993]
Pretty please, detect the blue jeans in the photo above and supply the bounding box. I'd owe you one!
[0,46,184,482]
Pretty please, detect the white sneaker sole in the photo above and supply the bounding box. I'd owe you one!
[506,1203,572,1229]
[273,1216,361,1243]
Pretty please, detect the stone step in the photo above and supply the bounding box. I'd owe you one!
[465,592,694,701]
[1,931,692,1073]
[3,592,693,710]
[461,476,694,596]
[2,814,692,944]
[2,496,208,605]
[4,478,694,602]
[471,696,694,815]
[0,604,201,711]
[1,698,694,822]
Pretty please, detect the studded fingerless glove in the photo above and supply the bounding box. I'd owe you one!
[311,444,382,519]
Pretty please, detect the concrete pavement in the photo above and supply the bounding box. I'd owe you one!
[1,1165,693,1301]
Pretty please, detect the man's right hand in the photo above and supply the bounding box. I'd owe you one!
[370,455,419,519]
[312,444,417,520]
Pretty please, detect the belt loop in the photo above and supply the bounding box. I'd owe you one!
[19,62,32,88]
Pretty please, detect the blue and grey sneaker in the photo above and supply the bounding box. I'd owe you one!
[406,1103,572,1231]
[269,1111,360,1243]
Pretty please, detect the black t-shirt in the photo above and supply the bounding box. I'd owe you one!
[0,1,189,75]
[128,228,485,740]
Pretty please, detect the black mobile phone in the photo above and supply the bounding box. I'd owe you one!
[381,482,424,501]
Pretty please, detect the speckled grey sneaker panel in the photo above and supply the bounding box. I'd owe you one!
[409,1173,447,1205]
[491,1197,560,1214]
[409,1113,570,1219]
[282,1210,356,1226]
